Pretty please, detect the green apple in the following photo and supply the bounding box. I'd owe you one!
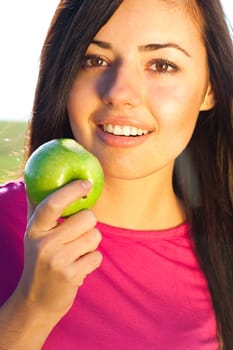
[24,138,104,217]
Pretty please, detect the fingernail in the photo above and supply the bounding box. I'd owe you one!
[80,180,92,189]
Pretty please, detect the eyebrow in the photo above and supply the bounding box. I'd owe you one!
[91,39,191,57]
[139,43,191,57]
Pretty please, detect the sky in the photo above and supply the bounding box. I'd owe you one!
[0,1,232,122]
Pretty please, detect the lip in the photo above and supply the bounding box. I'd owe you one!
[96,124,153,147]
[94,115,154,131]
[93,114,155,147]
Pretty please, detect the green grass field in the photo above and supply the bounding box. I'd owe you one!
[0,121,28,184]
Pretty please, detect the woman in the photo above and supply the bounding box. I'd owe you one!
[0,0,232,348]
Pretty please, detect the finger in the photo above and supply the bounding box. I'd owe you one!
[51,209,97,244]
[27,180,92,235]
[69,250,103,287]
[68,227,102,259]
[50,228,102,266]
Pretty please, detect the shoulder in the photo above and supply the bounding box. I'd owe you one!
[0,181,27,305]
[0,180,26,203]
[0,180,27,229]
[0,179,27,237]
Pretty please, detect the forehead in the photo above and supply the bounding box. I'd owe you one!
[95,0,204,43]
[122,0,203,23]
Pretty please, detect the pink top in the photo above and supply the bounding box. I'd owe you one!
[0,182,218,349]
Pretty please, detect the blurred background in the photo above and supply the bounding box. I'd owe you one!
[0,0,232,183]
[0,1,59,182]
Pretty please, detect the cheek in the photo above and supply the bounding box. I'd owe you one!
[66,86,90,145]
[67,80,100,143]
[68,81,93,118]
[149,81,203,131]
[148,82,204,155]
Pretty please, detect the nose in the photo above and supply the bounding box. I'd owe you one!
[100,62,142,108]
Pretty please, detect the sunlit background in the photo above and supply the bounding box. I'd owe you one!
[0,0,232,122]
[0,1,59,122]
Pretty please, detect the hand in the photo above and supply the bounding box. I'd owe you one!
[18,180,103,319]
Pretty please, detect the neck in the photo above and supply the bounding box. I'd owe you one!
[93,171,185,231]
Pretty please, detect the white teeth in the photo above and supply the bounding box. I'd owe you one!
[131,127,138,136]
[113,125,122,135]
[105,124,113,133]
[137,129,143,136]
[103,124,149,136]
[122,126,131,136]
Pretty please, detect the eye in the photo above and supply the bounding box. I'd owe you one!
[82,55,109,69]
[147,59,178,73]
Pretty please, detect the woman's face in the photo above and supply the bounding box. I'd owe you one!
[67,0,214,181]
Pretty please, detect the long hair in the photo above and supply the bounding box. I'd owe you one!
[28,0,233,348]
[174,1,233,348]
[28,0,122,153]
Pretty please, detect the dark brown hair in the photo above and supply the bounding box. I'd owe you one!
[28,0,233,347]
[174,1,233,347]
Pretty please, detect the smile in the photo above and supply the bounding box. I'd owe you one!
[102,124,149,136]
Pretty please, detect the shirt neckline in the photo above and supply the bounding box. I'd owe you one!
[96,221,190,240]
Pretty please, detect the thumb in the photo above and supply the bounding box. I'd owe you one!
[26,180,92,234]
